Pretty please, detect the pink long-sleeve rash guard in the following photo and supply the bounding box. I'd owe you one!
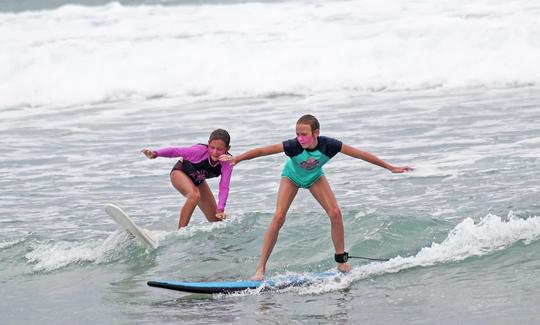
[155,144,232,211]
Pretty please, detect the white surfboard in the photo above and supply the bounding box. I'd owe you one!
[105,203,158,249]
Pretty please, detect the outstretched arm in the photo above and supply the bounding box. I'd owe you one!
[220,143,284,166]
[141,145,207,161]
[341,144,413,173]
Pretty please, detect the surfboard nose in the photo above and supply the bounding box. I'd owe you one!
[105,203,158,249]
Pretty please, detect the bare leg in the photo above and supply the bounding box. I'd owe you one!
[252,177,299,280]
[309,176,352,273]
[196,181,221,222]
[170,170,201,228]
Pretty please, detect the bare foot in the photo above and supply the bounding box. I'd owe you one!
[251,271,265,281]
[337,262,352,273]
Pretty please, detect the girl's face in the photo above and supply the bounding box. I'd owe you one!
[208,139,228,161]
[296,123,318,148]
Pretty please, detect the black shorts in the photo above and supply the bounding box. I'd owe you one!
[171,160,204,186]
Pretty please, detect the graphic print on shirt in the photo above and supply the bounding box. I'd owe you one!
[281,136,342,188]
[300,157,320,170]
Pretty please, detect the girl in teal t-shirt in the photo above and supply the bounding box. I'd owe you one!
[220,114,413,280]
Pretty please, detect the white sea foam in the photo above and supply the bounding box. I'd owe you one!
[236,212,540,295]
[24,230,149,272]
[1,0,539,109]
[23,218,243,272]
[172,213,243,238]
[310,212,540,294]
[0,237,28,249]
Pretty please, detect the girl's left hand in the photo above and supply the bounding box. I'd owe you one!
[215,211,227,220]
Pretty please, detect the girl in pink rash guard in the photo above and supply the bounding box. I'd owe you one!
[141,129,233,228]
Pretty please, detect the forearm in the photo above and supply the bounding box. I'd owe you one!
[154,145,207,161]
[358,150,392,170]
[216,186,229,212]
[235,143,283,164]
[217,164,232,211]
[236,148,265,163]
[341,144,393,170]
[155,147,189,158]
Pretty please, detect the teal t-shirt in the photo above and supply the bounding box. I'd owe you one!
[281,136,342,188]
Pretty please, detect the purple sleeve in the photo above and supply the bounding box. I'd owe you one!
[217,161,233,211]
[154,144,207,162]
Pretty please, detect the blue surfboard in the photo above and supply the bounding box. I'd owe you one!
[147,272,339,294]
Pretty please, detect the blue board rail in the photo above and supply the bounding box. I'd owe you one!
[148,272,339,294]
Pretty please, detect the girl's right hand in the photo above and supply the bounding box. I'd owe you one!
[141,149,157,159]
[389,165,414,173]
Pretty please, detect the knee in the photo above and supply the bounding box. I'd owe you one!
[327,207,342,223]
[186,190,201,204]
[271,212,287,229]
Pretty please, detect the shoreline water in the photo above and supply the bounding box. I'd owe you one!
[1,0,539,323]
[2,85,540,324]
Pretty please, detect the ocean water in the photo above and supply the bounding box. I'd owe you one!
[1,0,540,324]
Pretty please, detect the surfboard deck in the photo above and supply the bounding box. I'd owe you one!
[105,203,158,250]
[147,272,339,294]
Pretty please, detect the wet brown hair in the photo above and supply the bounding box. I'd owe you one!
[209,129,231,147]
[296,114,320,132]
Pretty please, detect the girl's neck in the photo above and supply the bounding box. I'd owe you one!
[208,157,219,166]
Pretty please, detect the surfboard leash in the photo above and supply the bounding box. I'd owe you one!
[347,255,389,262]
[335,252,390,262]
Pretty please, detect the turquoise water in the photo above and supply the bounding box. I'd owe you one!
[2,88,539,324]
[1,1,540,324]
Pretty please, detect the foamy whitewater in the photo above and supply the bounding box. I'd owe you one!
[1,0,539,324]
[2,0,540,109]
